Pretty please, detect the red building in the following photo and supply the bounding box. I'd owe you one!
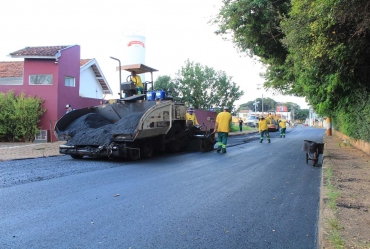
[0,45,112,142]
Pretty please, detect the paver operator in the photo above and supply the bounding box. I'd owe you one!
[131,71,143,94]
[186,108,199,126]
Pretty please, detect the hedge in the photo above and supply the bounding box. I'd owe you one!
[0,90,46,142]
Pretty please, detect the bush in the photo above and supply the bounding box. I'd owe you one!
[333,94,370,143]
[0,90,46,142]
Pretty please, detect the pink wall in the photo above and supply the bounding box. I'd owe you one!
[57,46,81,119]
[194,110,217,131]
[24,59,59,134]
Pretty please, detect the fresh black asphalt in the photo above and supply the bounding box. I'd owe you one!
[0,125,324,248]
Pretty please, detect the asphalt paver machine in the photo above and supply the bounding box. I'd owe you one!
[54,64,216,160]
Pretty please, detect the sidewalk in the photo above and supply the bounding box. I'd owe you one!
[0,141,65,161]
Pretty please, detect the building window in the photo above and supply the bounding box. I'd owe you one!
[65,76,75,87]
[0,78,23,85]
[29,74,52,85]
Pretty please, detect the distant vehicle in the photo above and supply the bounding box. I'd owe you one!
[268,119,279,132]
[245,115,259,128]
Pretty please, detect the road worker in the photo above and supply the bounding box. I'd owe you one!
[279,119,287,138]
[186,108,199,126]
[131,71,143,94]
[258,115,271,143]
[215,106,232,153]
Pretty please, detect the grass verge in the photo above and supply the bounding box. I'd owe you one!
[230,124,257,132]
[324,162,346,248]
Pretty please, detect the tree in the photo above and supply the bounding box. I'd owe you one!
[153,75,180,100]
[213,0,370,141]
[212,0,290,62]
[240,98,309,113]
[172,60,244,112]
[239,101,255,111]
[212,0,293,96]
[284,102,300,113]
[295,109,309,121]
[262,97,277,112]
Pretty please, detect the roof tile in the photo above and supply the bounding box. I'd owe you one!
[0,61,24,77]
[80,59,92,67]
[10,46,71,57]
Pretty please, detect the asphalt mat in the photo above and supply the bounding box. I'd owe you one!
[0,130,256,162]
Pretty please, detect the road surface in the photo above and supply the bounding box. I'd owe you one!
[0,126,324,248]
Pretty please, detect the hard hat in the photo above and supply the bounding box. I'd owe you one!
[224,106,229,110]
[65,104,71,109]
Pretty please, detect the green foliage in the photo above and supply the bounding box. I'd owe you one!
[296,109,309,121]
[153,75,180,100]
[212,0,290,62]
[155,60,244,112]
[213,0,293,96]
[230,123,255,132]
[214,0,370,141]
[0,90,45,142]
[239,97,277,112]
[332,93,370,142]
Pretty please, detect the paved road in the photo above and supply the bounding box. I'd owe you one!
[0,126,324,248]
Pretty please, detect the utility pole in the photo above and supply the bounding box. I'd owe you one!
[253,99,259,113]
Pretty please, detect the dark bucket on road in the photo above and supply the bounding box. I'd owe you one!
[302,140,325,166]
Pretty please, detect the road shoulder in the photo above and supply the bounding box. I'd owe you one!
[320,134,370,248]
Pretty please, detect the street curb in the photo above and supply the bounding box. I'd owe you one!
[228,130,258,136]
[318,137,326,249]
[9,155,65,161]
[318,135,332,249]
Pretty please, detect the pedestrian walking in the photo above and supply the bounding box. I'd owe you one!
[279,119,287,138]
[215,106,232,153]
[258,115,271,143]
[238,118,243,132]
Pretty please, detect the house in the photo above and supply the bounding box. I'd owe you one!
[238,109,250,121]
[0,45,112,142]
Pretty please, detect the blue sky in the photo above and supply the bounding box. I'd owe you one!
[0,0,309,109]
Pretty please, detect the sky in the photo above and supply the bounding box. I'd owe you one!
[0,0,309,109]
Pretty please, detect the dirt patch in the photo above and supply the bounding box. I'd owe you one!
[321,134,370,249]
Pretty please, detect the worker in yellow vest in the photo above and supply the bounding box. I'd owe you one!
[186,108,199,126]
[131,71,143,94]
[279,120,287,138]
[215,106,232,153]
[258,116,271,143]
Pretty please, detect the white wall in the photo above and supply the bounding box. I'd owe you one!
[79,68,104,99]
